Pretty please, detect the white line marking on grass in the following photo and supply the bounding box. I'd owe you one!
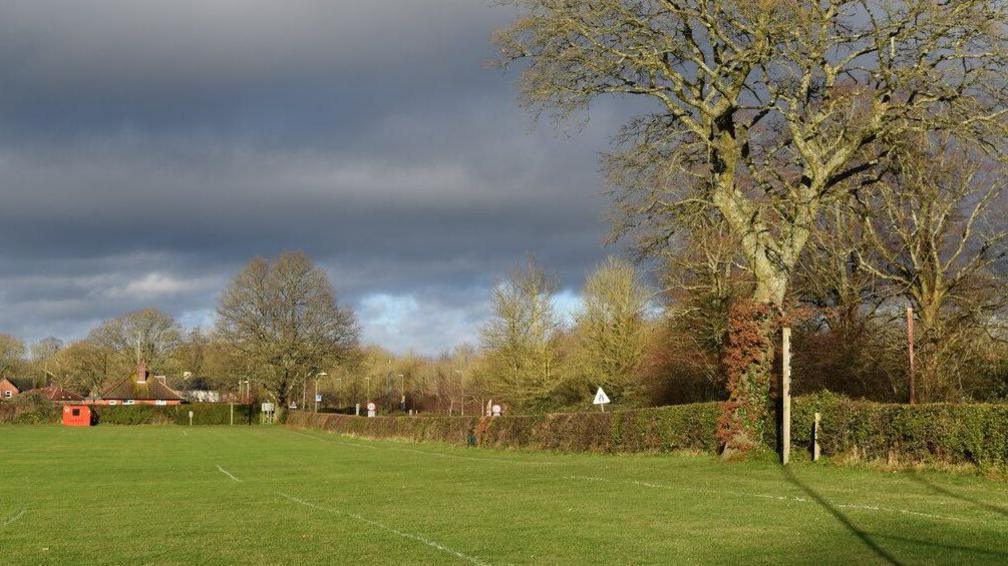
[182,430,189,436]
[2,507,25,528]
[563,475,969,523]
[217,465,242,482]
[280,493,490,565]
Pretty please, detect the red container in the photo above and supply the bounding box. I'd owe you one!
[62,405,92,427]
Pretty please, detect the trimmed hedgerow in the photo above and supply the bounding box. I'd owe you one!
[790,392,1008,468]
[0,393,60,424]
[290,397,1008,468]
[301,413,476,444]
[289,403,722,454]
[91,403,261,425]
[0,399,262,426]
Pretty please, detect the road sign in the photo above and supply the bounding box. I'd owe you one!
[367,401,376,418]
[315,394,323,403]
[491,404,502,417]
[262,402,274,413]
[593,387,610,412]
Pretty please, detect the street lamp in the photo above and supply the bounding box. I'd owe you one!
[397,373,405,411]
[315,372,327,413]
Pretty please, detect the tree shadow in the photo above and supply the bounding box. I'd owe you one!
[866,532,1008,560]
[783,467,1008,564]
[781,466,903,565]
[907,472,1008,519]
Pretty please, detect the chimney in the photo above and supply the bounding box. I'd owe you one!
[136,363,148,383]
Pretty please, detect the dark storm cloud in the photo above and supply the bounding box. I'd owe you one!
[0,1,637,353]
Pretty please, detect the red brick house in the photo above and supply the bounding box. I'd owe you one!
[0,378,19,400]
[93,363,184,406]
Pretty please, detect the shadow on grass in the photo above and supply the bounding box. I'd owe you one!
[781,467,902,565]
[908,472,1008,519]
[866,532,1008,560]
[783,467,1008,564]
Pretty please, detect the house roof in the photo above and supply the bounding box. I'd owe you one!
[3,376,35,390]
[38,385,84,402]
[0,378,18,392]
[101,376,184,401]
[100,365,184,402]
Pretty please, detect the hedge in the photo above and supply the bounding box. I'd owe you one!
[0,401,262,425]
[287,403,723,454]
[791,392,1008,469]
[289,396,1008,468]
[0,394,59,424]
[90,403,261,425]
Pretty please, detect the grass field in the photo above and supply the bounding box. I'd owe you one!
[1,426,1007,565]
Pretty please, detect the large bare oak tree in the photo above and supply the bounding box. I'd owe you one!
[217,252,359,417]
[497,0,1008,454]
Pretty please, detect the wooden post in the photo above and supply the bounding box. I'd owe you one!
[781,327,791,465]
[230,403,234,426]
[907,306,916,404]
[813,412,821,461]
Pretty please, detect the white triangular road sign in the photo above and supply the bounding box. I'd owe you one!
[593,387,610,405]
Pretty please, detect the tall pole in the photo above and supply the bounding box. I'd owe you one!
[399,373,405,411]
[907,306,916,404]
[314,377,319,413]
[781,327,792,465]
[456,370,464,416]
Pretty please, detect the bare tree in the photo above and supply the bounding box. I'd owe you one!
[55,339,115,396]
[481,256,561,409]
[0,333,25,379]
[90,308,182,375]
[498,0,1008,453]
[575,257,652,402]
[216,252,359,418]
[857,137,1008,400]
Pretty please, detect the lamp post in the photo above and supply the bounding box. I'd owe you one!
[455,370,464,416]
[315,371,327,413]
[398,373,405,411]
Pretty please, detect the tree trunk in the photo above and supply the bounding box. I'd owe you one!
[719,265,787,459]
[719,300,778,458]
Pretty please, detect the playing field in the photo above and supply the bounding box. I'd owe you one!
[1,426,1007,565]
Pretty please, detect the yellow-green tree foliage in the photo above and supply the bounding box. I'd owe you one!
[480,257,560,409]
[575,257,651,402]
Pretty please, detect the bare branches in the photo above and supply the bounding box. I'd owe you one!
[216,252,359,410]
[499,0,1008,313]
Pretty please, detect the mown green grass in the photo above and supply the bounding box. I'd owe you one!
[1,425,1007,565]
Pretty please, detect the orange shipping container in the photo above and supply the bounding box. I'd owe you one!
[62,405,92,427]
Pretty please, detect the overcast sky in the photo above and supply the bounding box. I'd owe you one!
[0,1,636,354]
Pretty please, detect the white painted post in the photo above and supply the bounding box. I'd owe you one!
[230,403,234,426]
[782,327,791,466]
[188,410,194,427]
[813,412,822,461]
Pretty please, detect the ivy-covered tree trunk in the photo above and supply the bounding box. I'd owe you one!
[718,301,777,459]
